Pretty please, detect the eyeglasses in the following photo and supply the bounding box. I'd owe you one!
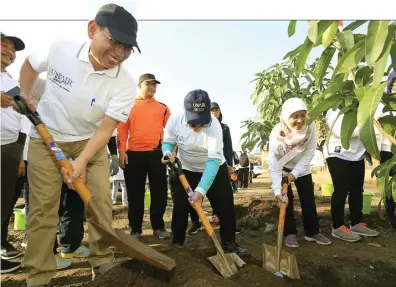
[102,28,134,53]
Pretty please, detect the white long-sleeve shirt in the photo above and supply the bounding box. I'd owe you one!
[268,122,317,196]
[374,102,393,153]
[323,109,366,161]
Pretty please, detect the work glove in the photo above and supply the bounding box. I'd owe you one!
[109,157,119,176]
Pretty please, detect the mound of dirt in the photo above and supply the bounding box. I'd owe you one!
[85,248,291,287]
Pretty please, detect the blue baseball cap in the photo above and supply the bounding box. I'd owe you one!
[184,89,212,125]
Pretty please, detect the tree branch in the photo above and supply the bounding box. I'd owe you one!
[374,120,396,146]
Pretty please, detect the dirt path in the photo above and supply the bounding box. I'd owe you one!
[2,173,396,286]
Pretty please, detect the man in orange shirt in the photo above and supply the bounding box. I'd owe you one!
[118,73,171,239]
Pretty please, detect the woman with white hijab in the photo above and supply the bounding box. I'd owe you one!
[268,98,331,248]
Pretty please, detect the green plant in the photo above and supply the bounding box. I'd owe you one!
[241,58,331,151]
[288,20,396,203]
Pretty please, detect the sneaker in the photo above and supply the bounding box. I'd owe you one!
[1,242,22,260]
[331,225,361,242]
[122,202,128,207]
[222,242,249,256]
[55,253,72,270]
[211,215,220,225]
[350,223,379,237]
[305,233,332,245]
[0,259,21,274]
[92,262,118,281]
[235,228,241,235]
[21,233,28,248]
[61,245,90,259]
[285,235,299,248]
[187,223,203,235]
[112,200,117,205]
[130,231,141,239]
[153,229,170,239]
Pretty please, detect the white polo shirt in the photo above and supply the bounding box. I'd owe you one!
[163,112,226,172]
[28,40,137,142]
[324,108,366,161]
[1,72,22,145]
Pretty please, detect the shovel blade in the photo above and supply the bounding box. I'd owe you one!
[87,200,176,272]
[262,243,300,279]
[208,253,246,279]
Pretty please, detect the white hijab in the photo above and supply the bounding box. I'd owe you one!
[273,98,313,168]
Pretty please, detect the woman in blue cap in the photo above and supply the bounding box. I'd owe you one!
[161,89,247,254]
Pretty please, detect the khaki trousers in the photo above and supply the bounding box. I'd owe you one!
[24,138,113,286]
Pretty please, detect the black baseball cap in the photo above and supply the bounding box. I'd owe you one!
[94,4,141,53]
[210,102,220,110]
[184,89,212,125]
[138,73,161,85]
[0,32,25,51]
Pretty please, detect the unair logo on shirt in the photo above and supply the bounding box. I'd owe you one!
[49,68,73,92]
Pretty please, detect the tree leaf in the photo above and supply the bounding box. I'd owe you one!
[378,115,396,127]
[373,24,395,87]
[296,37,314,76]
[314,46,336,87]
[390,42,396,72]
[308,20,318,43]
[309,94,344,120]
[355,66,373,87]
[343,20,368,32]
[355,86,371,101]
[332,40,365,80]
[288,20,297,37]
[357,82,389,160]
[365,20,390,66]
[283,44,302,60]
[322,21,339,48]
[341,110,358,149]
[337,30,355,52]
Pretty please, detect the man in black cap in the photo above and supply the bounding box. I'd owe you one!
[1,32,26,274]
[18,4,140,286]
[118,73,171,240]
[161,90,247,255]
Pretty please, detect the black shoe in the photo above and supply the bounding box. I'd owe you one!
[187,223,203,235]
[222,242,249,256]
[1,242,21,260]
[0,259,21,274]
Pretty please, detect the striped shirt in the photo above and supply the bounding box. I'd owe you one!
[117,96,170,152]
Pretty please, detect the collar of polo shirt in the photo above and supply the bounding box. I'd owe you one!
[76,42,120,78]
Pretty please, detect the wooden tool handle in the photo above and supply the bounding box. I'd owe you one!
[35,124,92,205]
[276,180,289,272]
[178,174,214,237]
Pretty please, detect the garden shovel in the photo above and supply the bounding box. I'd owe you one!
[165,156,245,279]
[13,95,176,273]
[262,177,300,279]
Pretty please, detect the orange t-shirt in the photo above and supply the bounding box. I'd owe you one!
[117,97,171,152]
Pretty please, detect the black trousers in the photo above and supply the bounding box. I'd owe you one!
[53,184,85,254]
[124,150,168,233]
[327,157,365,229]
[170,164,236,245]
[380,151,396,230]
[1,142,23,246]
[284,173,320,237]
[238,167,249,188]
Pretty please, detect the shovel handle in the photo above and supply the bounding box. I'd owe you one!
[276,177,289,272]
[13,95,92,206]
